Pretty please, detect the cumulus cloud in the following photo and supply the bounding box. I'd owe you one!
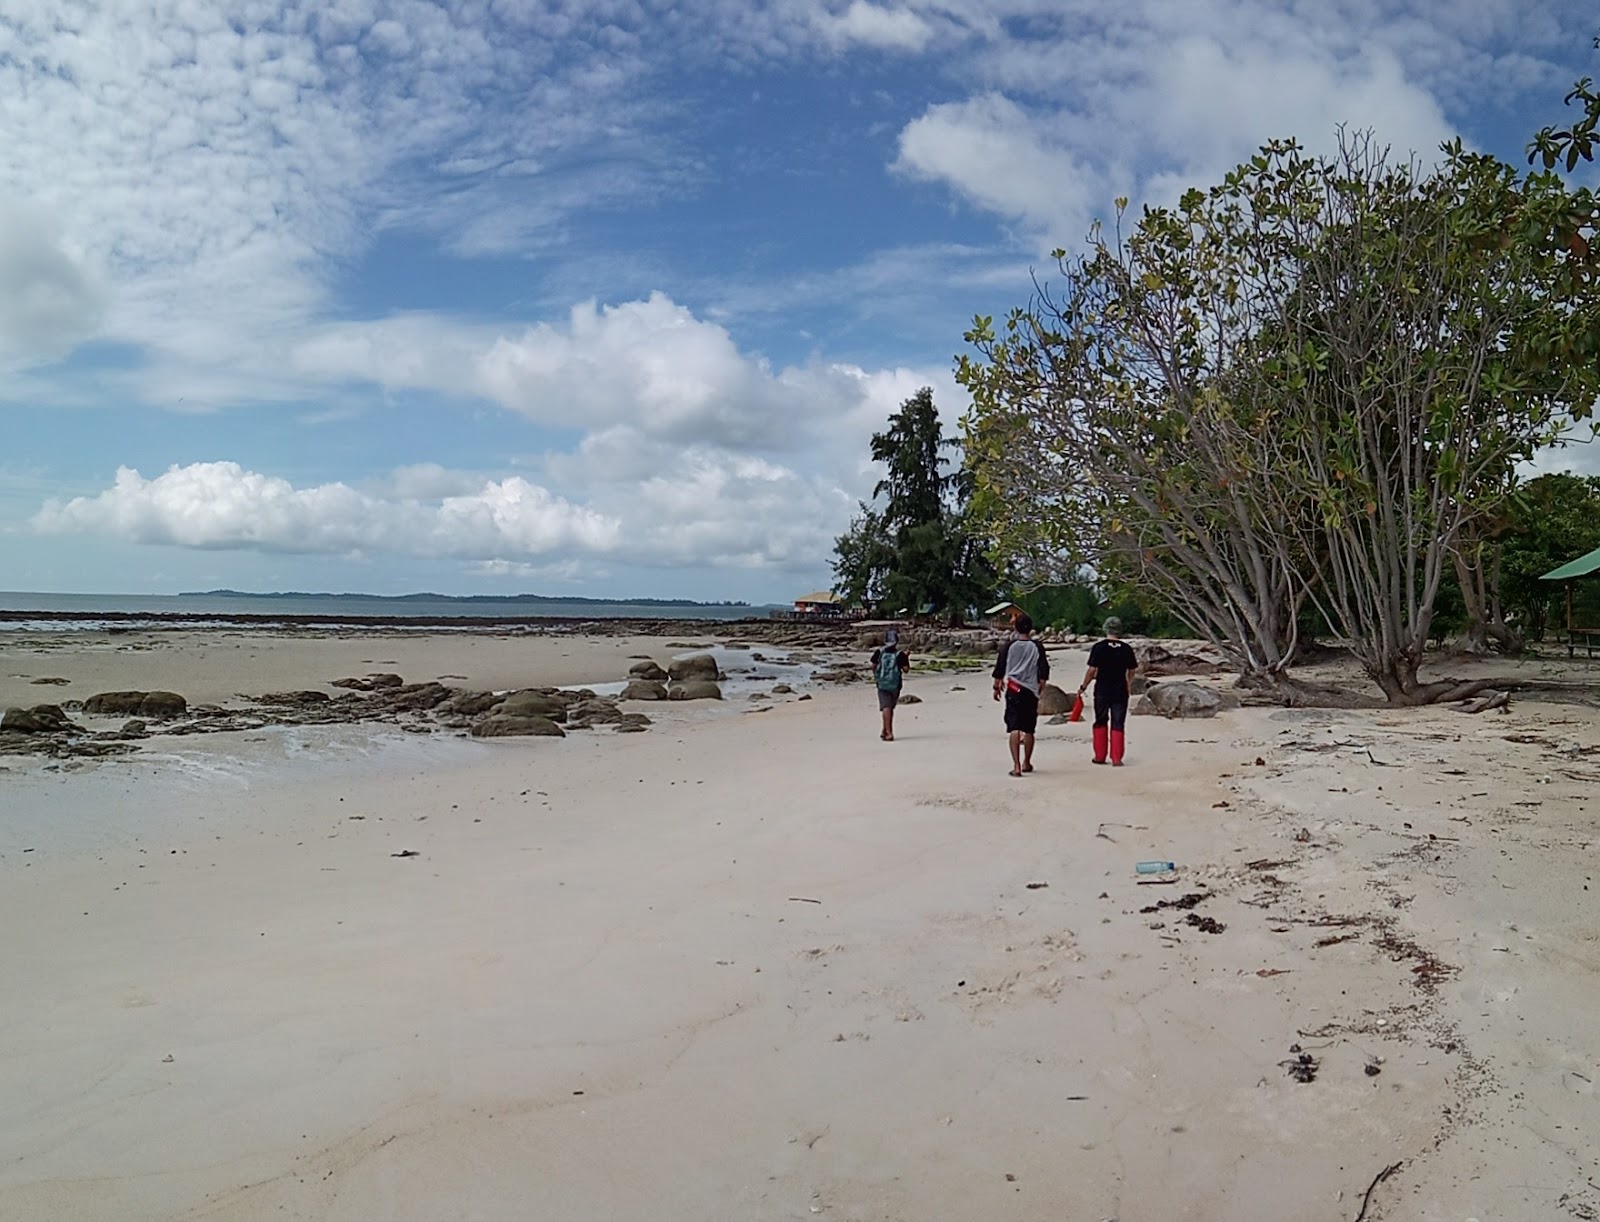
[894,94,1097,238]
[30,453,863,577]
[34,463,620,558]
[291,291,961,454]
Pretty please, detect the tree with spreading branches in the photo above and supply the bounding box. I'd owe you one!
[960,131,1600,704]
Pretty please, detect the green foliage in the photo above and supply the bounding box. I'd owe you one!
[833,388,996,620]
[960,125,1600,701]
[1015,582,1102,633]
[1500,473,1600,637]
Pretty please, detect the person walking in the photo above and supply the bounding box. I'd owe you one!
[992,613,1049,777]
[1077,617,1138,766]
[871,628,910,741]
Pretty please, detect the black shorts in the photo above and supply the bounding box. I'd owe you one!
[1003,687,1039,734]
[878,687,900,710]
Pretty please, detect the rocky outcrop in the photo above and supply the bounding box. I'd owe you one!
[441,690,502,716]
[470,715,566,738]
[568,699,624,726]
[1,704,72,733]
[668,681,723,701]
[1134,681,1223,719]
[668,654,720,682]
[620,680,668,701]
[256,690,331,706]
[628,660,669,682]
[494,691,568,721]
[84,690,188,718]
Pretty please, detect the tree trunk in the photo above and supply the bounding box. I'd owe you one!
[1452,546,1523,656]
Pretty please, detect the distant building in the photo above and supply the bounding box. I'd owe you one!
[985,601,1024,628]
[793,590,845,617]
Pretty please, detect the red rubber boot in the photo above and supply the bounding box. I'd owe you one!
[1110,729,1126,767]
[1092,725,1108,764]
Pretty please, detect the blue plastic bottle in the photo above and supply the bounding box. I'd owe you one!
[1135,860,1177,874]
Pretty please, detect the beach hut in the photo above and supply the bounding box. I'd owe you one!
[985,601,1024,629]
[1539,545,1600,656]
[792,590,845,619]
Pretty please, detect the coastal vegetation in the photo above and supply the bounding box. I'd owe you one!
[831,388,996,621]
[959,89,1600,705]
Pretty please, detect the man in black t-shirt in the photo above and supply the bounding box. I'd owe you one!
[1076,617,1138,766]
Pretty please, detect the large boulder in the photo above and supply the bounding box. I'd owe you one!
[494,691,568,721]
[668,654,720,683]
[1134,681,1223,719]
[84,690,188,718]
[668,680,723,701]
[627,660,669,682]
[1039,683,1074,716]
[442,690,502,717]
[620,680,668,701]
[569,699,624,724]
[470,715,566,738]
[1,704,72,733]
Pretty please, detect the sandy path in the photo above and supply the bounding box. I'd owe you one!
[2,667,1596,1220]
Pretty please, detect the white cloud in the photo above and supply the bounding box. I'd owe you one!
[291,291,964,455]
[894,94,1097,238]
[820,3,936,52]
[34,463,620,559]
[888,0,1528,241]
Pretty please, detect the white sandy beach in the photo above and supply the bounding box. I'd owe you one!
[2,633,1598,1221]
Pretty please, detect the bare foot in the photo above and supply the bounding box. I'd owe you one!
[1008,769,1023,777]
[1021,763,1034,773]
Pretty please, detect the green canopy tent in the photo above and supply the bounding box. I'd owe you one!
[1540,544,1600,656]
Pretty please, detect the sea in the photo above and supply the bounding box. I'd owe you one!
[0,591,776,632]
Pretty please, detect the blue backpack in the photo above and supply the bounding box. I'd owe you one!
[875,648,902,691]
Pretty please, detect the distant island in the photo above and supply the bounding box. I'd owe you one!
[179,590,753,608]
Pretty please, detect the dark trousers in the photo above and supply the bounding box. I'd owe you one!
[1093,693,1128,731]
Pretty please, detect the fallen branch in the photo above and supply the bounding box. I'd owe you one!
[1352,1160,1404,1222]
[787,896,822,904]
[1452,690,1509,715]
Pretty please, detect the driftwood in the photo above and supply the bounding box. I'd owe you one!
[1353,1161,1404,1222]
[1452,690,1510,715]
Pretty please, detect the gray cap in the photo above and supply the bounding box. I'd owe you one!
[1103,616,1123,636]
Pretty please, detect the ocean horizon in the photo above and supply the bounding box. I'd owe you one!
[0,590,780,631]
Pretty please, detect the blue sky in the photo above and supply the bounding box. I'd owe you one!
[0,0,1593,601]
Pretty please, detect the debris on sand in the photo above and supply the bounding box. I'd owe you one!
[1140,891,1207,914]
[1280,1048,1319,1083]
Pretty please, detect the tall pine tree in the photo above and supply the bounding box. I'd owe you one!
[832,388,995,620]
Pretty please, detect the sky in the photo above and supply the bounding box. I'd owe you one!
[0,0,1594,601]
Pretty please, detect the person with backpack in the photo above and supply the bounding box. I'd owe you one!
[870,628,911,741]
[991,613,1049,777]
[1076,616,1138,766]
